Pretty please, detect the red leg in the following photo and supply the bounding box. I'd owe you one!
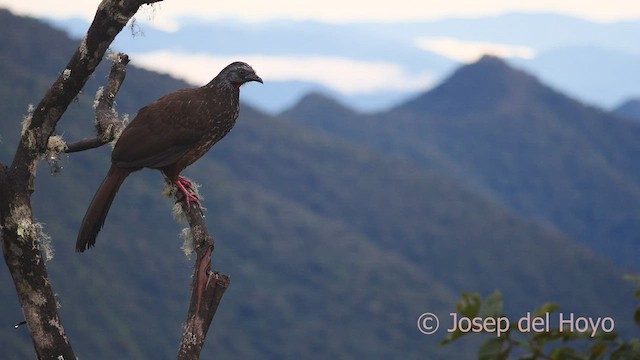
[175,176,202,209]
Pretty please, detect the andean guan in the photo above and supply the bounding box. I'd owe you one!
[76,61,262,252]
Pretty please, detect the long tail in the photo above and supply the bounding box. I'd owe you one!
[76,165,130,252]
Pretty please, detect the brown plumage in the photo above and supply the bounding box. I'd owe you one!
[76,61,262,252]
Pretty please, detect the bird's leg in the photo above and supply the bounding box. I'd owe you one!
[176,176,202,209]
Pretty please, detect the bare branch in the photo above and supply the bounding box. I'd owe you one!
[66,53,130,153]
[11,0,161,189]
[65,137,111,153]
[175,194,230,359]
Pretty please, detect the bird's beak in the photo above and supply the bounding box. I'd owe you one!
[248,73,263,84]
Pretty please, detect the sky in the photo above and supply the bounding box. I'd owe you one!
[2,0,639,111]
[1,0,640,30]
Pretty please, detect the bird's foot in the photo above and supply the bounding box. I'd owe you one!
[176,176,202,209]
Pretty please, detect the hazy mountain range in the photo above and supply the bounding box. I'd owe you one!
[616,99,640,122]
[48,12,640,113]
[1,9,639,359]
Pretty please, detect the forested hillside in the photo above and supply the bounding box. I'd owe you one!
[283,56,640,270]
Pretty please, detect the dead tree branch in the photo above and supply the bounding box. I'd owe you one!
[65,53,130,153]
[0,1,164,358]
[175,199,230,359]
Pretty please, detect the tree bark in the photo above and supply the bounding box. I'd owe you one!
[0,1,163,358]
[176,199,230,359]
[65,54,131,153]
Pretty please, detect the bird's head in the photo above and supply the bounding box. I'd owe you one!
[218,61,263,88]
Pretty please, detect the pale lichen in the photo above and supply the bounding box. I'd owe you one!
[62,68,71,81]
[21,104,34,135]
[109,114,128,148]
[188,179,203,201]
[172,202,186,224]
[78,36,89,60]
[19,104,39,150]
[46,135,68,174]
[180,227,193,258]
[54,293,61,309]
[17,281,47,307]
[48,318,65,337]
[10,204,32,238]
[24,305,53,347]
[36,225,54,263]
[106,49,120,62]
[181,323,199,346]
[163,181,178,197]
[165,178,204,221]
[30,290,47,307]
[9,204,54,262]
[46,135,67,154]
[93,86,104,110]
[94,86,129,147]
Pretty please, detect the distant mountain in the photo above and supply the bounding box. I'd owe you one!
[615,98,640,122]
[0,9,637,359]
[513,45,640,108]
[46,12,640,112]
[283,56,640,271]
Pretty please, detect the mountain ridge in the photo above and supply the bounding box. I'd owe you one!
[42,9,640,112]
[616,98,640,122]
[283,55,640,270]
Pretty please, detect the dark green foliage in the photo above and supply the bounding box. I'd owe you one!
[442,289,640,359]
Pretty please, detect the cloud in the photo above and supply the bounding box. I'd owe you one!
[415,37,537,63]
[130,51,435,94]
[2,0,640,30]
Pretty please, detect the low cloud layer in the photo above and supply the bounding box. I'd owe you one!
[415,37,536,63]
[132,51,435,95]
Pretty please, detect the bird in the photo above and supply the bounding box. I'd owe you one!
[76,61,262,252]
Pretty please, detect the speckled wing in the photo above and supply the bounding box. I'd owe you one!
[112,88,210,169]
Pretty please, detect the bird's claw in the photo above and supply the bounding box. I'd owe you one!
[176,176,203,210]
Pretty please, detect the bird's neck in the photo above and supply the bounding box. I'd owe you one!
[204,79,238,94]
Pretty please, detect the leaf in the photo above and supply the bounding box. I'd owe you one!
[549,346,584,360]
[440,328,467,346]
[442,292,483,347]
[517,355,536,360]
[478,338,506,360]
[611,339,640,360]
[514,339,531,351]
[596,331,619,342]
[623,274,640,287]
[589,341,608,358]
[533,302,560,317]
[480,290,504,318]
[457,292,482,318]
